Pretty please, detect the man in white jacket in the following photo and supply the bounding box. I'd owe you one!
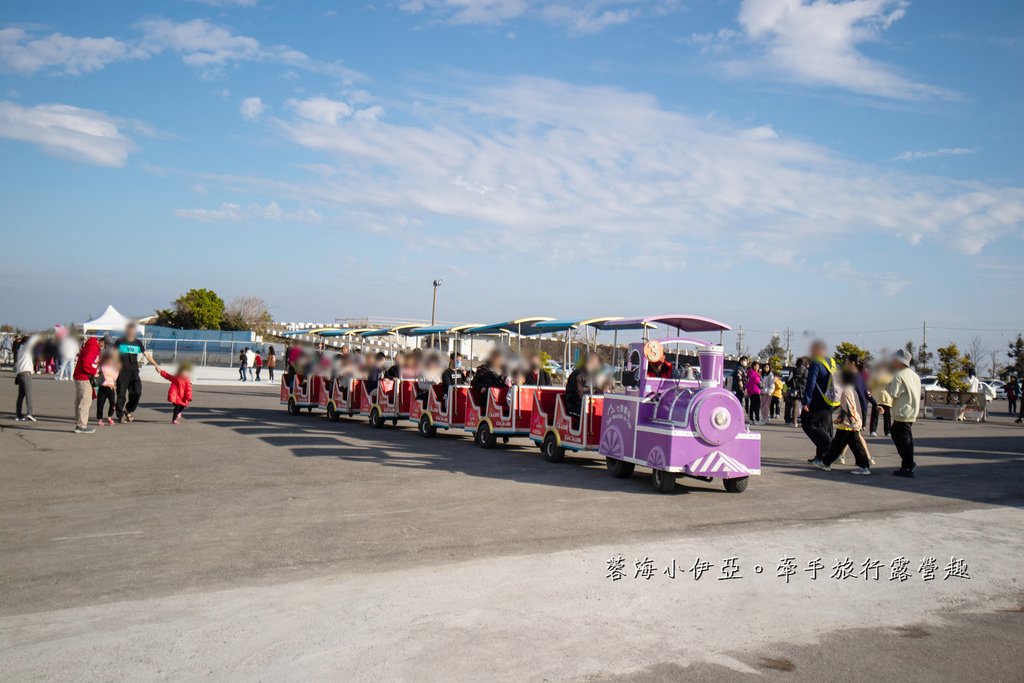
[14,334,41,421]
[888,349,921,478]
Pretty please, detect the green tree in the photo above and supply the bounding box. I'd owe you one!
[834,341,872,364]
[221,296,273,333]
[1007,333,1024,377]
[936,343,969,395]
[758,334,786,362]
[915,343,934,375]
[169,288,225,329]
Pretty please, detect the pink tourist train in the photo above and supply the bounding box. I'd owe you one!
[596,315,761,494]
[281,313,760,495]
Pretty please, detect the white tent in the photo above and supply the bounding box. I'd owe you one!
[81,305,146,335]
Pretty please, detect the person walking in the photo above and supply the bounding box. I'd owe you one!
[1007,375,1019,418]
[254,352,263,381]
[267,346,277,382]
[810,362,873,475]
[760,363,775,424]
[888,348,921,477]
[238,349,248,382]
[72,335,101,434]
[745,360,762,424]
[56,328,79,381]
[152,362,194,424]
[13,333,41,421]
[1,334,12,367]
[869,363,893,437]
[786,357,808,426]
[95,351,120,426]
[802,340,839,463]
[114,323,157,424]
[245,347,256,381]
[731,356,748,415]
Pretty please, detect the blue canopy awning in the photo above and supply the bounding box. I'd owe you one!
[464,316,554,336]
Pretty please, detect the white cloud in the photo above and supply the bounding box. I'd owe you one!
[728,0,950,99]
[894,147,978,162]
[240,96,265,120]
[188,0,259,7]
[136,18,361,81]
[175,201,322,223]
[255,77,1022,259]
[0,20,361,81]
[399,0,678,34]
[0,101,135,166]
[0,27,145,76]
[287,96,353,124]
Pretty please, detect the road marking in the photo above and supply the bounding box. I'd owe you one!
[52,531,143,541]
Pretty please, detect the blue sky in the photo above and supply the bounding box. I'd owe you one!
[1,0,1022,361]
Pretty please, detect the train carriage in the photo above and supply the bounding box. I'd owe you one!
[527,317,650,462]
[405,323,482,438]
[280,374,326,415]
[322,377,365,421]
[459,317,551,449]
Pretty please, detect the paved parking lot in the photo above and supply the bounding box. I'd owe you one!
[1,373,1021,681]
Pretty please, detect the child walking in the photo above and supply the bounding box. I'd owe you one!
[95,351,120,426]
[154,362,193,424]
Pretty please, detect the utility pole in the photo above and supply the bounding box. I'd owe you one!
[783,327,793,366]
[430,279,442,349]
[735,325,745,358]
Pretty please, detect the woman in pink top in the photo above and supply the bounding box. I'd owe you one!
[745,360,762,424]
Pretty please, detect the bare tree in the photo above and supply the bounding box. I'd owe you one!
[965,336,986,372]
[222,296,273,333]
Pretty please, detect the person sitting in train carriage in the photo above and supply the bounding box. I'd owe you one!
[403,348,424,379]
[471,350,509,405]
[385,351,404,380]
[366,352,387,394]
[564,352,603,421]
[415,352,443,402]
[647,357,674,379]
[525,353,552,386]
[442,352,467,391]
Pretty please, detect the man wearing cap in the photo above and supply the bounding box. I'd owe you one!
[887,349,921,478]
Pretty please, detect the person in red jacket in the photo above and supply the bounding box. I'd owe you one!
[72,336,101,434]
[153,361,194,424]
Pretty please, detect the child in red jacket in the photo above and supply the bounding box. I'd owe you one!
[153,362,194,424]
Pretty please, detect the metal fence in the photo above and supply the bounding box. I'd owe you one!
[146,338,273,367]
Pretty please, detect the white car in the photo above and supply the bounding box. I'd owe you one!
[921,375,996,401]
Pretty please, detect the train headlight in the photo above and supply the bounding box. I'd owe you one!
[711,407,730,429]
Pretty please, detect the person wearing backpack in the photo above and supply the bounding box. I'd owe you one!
[802,340,840,462]
[730,356,748,414]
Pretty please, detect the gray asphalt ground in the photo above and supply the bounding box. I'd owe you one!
[1,371,1022,681]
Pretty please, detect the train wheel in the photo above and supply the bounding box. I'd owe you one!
[606,457,635,479]
[651,469,677,494]
[476,423,497,449]
[542,434,565,463]
[419,415,437,438]
[287,397,300,416]
[326,404,339,422]
[723,476,749,493]
[369,408,384,429]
